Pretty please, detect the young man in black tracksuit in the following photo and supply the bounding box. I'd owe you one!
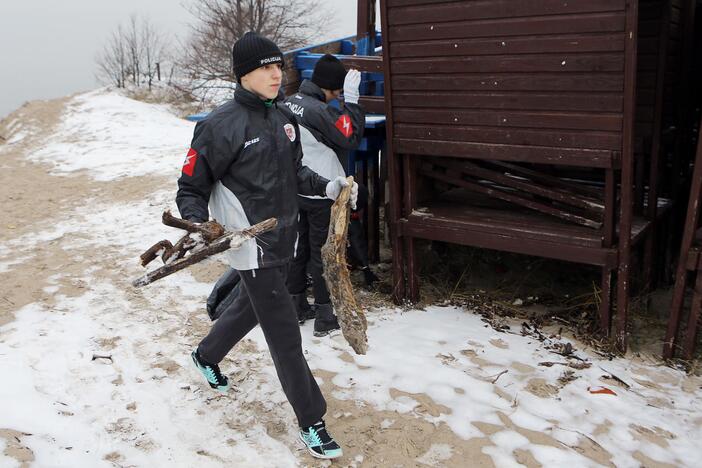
[176,32,357,460]
[285,54,377,336]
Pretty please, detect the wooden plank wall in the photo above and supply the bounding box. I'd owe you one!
[385,0,630,168]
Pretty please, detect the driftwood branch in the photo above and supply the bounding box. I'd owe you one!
[140,239,173,267]
[162,234,197,264]
[133,215,277,288]
[162,210,225,242]
[321,176,368,355]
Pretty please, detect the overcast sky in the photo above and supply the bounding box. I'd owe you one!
[0,0,358,119]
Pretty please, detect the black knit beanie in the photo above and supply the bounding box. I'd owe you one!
[311,54,347,91]
[231,31,284,80]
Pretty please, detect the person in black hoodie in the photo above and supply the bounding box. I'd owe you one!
[176,32,356,460]
[284,54,377,336]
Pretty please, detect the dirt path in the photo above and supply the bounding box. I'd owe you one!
[1,96,697,468]
[1,97,499,467]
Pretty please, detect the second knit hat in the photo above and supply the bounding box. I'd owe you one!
[311,54,347,91]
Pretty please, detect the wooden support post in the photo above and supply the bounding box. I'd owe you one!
[600,169,617,336]
[663,126,702,358]
[369,148,381,263]
[403,153,420,302]
[600,268,614,335]
[615,0,639,352]
[356,0,376,55]
[681,271,702,360]
[379,3,404,303]
[643,0,673,293]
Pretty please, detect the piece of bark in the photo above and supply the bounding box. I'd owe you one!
[133,217,277,288]
[162,210,225,242]
[139,240,174,267]
[321,176,368,355]
[162,234,197,264]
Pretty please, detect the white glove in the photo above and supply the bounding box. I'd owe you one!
[343,69,361,104]
[325,176,359,209]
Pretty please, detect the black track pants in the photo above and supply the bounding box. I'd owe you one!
[197,265,326,427]
[287,196,333,304]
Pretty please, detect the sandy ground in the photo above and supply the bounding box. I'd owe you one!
[1,97,699,468]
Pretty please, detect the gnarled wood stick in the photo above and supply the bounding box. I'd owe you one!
[162,210,225,242]
[133,216,277,288]
[162,234,197,264]
[140,240,174,267]
[321,176,368,355]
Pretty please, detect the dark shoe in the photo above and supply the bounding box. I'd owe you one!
[299,420,343,459]
[361,266,379,289]
[191,349,229,392]
[313,303,340,337]
[291,292,315,324]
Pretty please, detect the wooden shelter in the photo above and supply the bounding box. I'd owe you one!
[379,0,697,350]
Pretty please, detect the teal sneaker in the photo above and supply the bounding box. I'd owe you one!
[299,420,342,459]
[191,349,229,393]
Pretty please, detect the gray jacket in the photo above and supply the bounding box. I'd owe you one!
[283,80,365,198]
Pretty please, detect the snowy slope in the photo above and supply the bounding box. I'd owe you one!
[1,89,700,467]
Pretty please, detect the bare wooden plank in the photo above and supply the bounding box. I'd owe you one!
[395,138,615,168]
[432,157,605,214]
[393,108,623,132]
[394,123,622,150]
[392,91,623,113]
[409,197,601,240]
[390,33,626,58]
[488,161,606,199]
[388,0,625,26]
[387,0,463,7]
[420,165,602,228]
[339,55,383,72]
[388,12,626,42]
[392,53,624,74]
[391,73,625,93]
[402,211,614,265]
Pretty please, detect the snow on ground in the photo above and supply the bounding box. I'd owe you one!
[27,89,194,181]
[1,89,701,467]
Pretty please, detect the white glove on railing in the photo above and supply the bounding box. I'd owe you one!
[343,69,361,104]
[325,176,359,209]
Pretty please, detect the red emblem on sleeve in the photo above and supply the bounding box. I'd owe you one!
[182,148,198,176]
[334,115,353,138]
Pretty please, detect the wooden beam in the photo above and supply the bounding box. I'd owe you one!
[615,0,639,352]
[434,158,604,215]
[339,55,383,72]
[420,164,602,229]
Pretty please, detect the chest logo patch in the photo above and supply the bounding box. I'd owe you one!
[284,123,296,142]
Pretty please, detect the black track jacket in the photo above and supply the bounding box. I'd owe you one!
[176,86,329,270]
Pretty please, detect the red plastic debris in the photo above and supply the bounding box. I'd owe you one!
[587,386,617,396]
